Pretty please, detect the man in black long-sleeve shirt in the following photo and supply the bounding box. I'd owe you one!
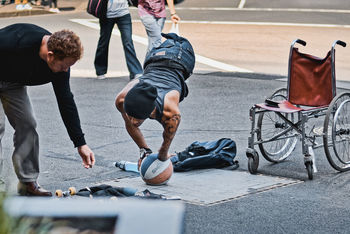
[0,23,95,196]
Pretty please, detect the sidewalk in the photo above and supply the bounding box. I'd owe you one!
[0,0,86,17]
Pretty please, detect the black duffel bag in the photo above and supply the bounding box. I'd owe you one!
[170,138,239,172]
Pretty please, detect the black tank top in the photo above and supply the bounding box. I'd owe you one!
[140,63,188,123]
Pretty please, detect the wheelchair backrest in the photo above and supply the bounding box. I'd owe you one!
[287,47,335,107]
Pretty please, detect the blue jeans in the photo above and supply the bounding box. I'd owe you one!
[144,33,195,79]
[140,14,166,54]
[94,13,143,79]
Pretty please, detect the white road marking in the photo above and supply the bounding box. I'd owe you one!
[70,69,129,78]
[162,20,350,28]
[238,0,246,9]
[70,18,252,73]
[75,18,350,29]
[158,7,350,14]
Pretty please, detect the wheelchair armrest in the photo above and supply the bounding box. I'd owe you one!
[265,99,280,108]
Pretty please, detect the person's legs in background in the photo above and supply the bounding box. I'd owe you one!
[15,0,32,10]
[94,18,115,80]
[30,0,41,6]
[140,14,165,55]
[15,0,23,9]
[116,13,143,80]
[48,0,59,13]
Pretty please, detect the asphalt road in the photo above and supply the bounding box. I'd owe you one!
[1,1,350,233]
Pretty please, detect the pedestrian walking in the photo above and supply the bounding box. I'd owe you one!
[94,0,143,80]
[138,0,180,54]
[48,0,59,13]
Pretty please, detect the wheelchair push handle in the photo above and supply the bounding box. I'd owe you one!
[289,39,306,64]
[294,39,307,47]
[333,40,346,48]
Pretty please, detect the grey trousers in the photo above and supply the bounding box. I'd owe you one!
[140,14,166,54]
[0,82,39,183]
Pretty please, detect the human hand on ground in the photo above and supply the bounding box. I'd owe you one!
[138,147,152,170]
[78,145,95,169]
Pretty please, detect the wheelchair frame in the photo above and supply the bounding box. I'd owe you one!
[246,39,350,180]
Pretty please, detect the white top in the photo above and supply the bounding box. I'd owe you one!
[107,0,129,18]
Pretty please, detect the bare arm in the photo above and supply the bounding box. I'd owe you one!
[158,90,181,161]
[121,112,148,149]
[115,79,149,149]
[166,0,181,23]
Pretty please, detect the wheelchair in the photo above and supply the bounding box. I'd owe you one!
[246,39,350,180]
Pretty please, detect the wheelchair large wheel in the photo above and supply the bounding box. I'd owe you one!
[257,88,298,163]
[268,87,288,101]
[324,92,350,172]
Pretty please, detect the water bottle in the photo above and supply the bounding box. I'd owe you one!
[113,160,139,173]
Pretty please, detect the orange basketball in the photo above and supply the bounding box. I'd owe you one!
[140,154,173,185]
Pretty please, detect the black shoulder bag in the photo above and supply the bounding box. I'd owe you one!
[87,0,108,18]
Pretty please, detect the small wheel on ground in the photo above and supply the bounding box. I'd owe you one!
[55,189,63,197]
[246,148,259,174]
[305,162,313,180]
[69,187,76,196]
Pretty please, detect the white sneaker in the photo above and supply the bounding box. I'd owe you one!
[16,4,24,10]
[49,8,59,13]
[97,74,106,80]
[23,3,32,10]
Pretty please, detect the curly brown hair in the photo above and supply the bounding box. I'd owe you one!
[47,29,83,61]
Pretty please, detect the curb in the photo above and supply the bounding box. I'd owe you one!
[0,9,54,17]
[0,1,87,18]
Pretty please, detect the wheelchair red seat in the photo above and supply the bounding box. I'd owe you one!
[256,100,302,113]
